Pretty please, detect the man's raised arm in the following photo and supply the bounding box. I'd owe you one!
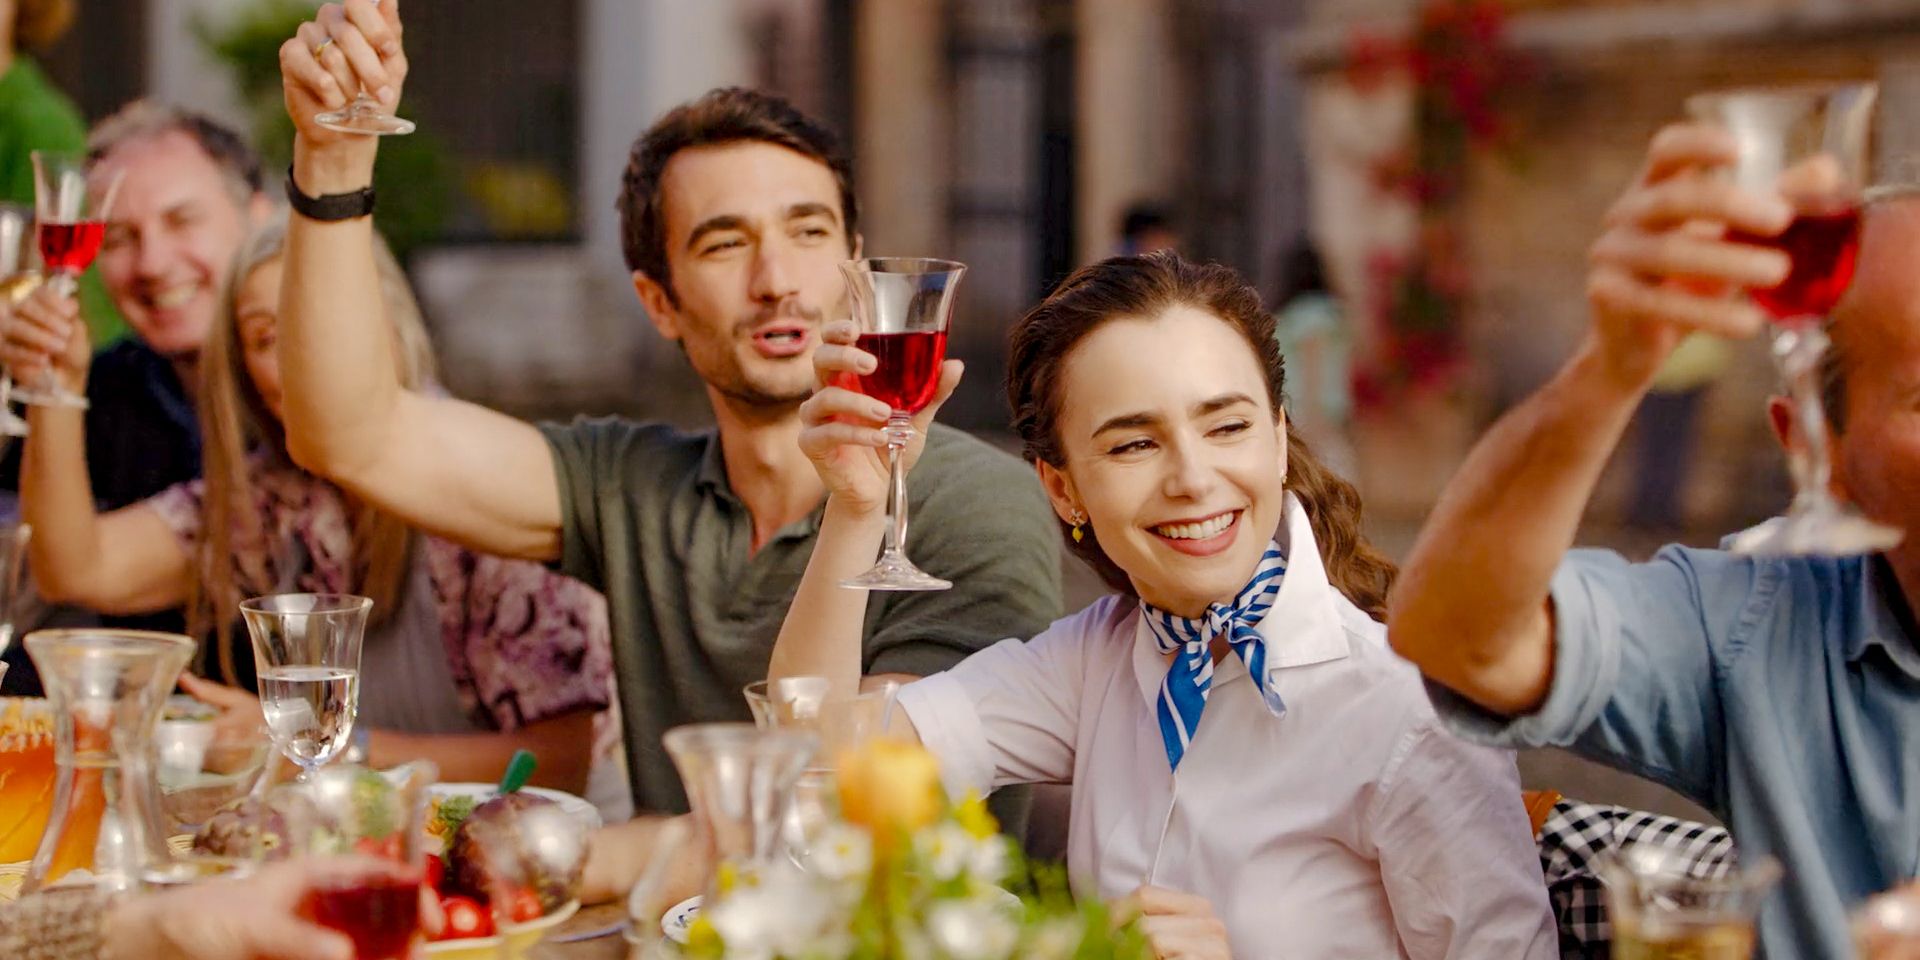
[277,0,562,562]
[1387,124,1792,715]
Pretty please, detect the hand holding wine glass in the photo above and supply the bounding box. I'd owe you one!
[23,151,118,409]
[1686,82,1894,554]
[0,282,90,402]
[1586,122,1793,385]
[800,320,963,516]
[281,0,413,151]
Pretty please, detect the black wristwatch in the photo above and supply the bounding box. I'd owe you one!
[285,164,376,221]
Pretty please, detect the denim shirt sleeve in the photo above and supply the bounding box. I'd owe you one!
[1427,545,1758,808]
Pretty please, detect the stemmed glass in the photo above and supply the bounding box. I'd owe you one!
[24,151,120,409]
[278,761,435,960]
[314,0,416,137]
[835,257,966,591]
[0,203,38,435]
[1686,83,1900,555]
[241,593,371,780]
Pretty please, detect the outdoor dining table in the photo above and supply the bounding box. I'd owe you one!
[538,901,638,959]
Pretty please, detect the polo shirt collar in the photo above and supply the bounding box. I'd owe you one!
[1844,555,1920,676]
[1132,491,1351,708]
[692,432,826,541]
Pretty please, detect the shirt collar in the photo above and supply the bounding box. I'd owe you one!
[1843,555,1920,673]
[1132,491,1351,708]
[691,432,825,540]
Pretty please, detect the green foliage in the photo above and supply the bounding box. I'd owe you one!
[191,0,452,259]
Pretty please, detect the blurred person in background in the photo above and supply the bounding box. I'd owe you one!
[0,0,125,354]
[1117,200,1180,256]
[274,1,1057,865]
[1272,241,1357,478]
[1389,124,1920,958]
[3,214,621,804]
[0,0,80,202]
[0,103,274,692]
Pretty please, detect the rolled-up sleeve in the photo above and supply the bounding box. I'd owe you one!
[1425,546,1767,807]
[897,605,1102,796]
[1370,722,1559,960]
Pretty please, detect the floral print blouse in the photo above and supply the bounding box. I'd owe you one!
[147,458,613,732]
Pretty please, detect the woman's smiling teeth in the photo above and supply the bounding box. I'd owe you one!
[1153,511,1238,541]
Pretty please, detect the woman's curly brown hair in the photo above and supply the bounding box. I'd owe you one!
[1007,251,1396,621]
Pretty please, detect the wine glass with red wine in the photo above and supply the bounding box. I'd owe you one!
[835,257,966,591]
[24,151,121,409]
[1687,83,1900,555]
[281,761,436,960]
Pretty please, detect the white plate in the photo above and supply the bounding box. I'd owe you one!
[659,895,701,944]
[425,783,602,836]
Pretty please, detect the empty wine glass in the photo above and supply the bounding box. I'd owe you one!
[23,151,121,409]
[241,593,371,780]
[835,258,965,591]
[1686,83,1898,555]
[314,0,416,137]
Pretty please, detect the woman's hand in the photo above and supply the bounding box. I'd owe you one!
[797,319,962,516]
[105,855,434,960]
[0,284,90,396]
[279,0,407,189]
[179,673,270,748]
[1116,885,1232,960]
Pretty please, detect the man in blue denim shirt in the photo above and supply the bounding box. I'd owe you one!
[1389,123,1920,959]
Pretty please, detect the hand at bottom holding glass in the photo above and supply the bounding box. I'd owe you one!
[105,855,440,960]
[1116,885,1232,960]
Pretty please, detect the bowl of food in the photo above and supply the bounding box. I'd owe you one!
[423,897,579,959]
[423,789,590,957]
[424,783,599,852]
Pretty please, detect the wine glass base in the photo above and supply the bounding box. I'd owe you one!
[1728,501,1903,557]
[839,556,952,592]
[314,108,416,137]
[12,386,88,410]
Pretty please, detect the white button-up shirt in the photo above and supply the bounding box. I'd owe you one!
[899,494,1556,959]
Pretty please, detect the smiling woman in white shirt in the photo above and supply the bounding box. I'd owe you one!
[774,252,1556,959]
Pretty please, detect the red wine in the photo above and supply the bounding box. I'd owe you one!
[1727,208,1861,326]
[302,874,421,960]
[36,221,103,275]
[838,330,948,414]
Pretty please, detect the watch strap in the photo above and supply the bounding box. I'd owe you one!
[285,164,376,221]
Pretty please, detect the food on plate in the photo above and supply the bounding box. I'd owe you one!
[445,793,584,913]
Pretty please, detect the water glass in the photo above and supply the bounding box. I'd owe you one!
[242,593,371,778]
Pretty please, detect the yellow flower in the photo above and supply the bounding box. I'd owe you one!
[953,791,1000,840]
[836,738,944,840]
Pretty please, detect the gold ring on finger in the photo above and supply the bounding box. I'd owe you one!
[313,37,335,56]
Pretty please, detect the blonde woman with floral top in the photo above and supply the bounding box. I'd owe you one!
[1,214,619,800]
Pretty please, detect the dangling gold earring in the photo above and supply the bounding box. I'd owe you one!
[1070,511,1086,543]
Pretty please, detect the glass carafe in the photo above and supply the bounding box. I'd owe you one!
[743,677,898,870]
[662,722,816,894]
[23,629,195,893]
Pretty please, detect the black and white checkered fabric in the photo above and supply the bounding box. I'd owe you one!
[1537,799,1738,959]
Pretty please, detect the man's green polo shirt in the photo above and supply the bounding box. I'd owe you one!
[541,418,1064,816]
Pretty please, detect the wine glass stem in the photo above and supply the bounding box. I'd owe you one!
[882,416,912,560]
[1777,322,1837,507]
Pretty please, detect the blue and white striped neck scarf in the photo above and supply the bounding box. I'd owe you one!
[1141,543,1289,771]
